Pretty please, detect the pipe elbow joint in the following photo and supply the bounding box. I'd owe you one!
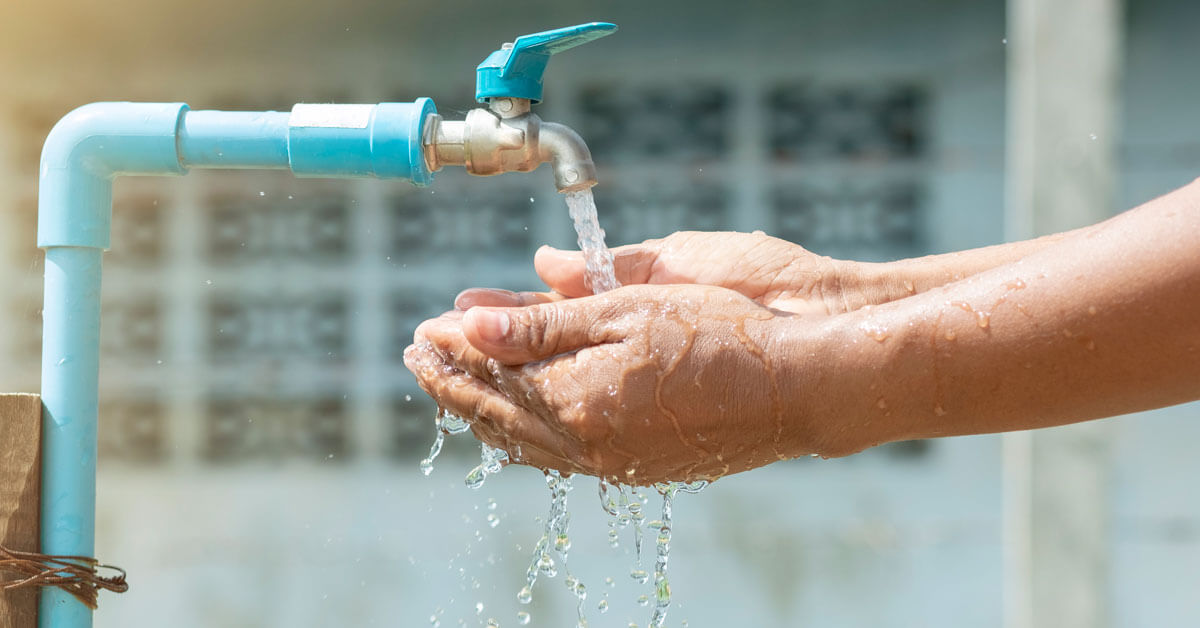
[38,103,188,249]
[538,122,597,193]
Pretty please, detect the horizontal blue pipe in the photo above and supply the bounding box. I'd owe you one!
[178,110,291,169]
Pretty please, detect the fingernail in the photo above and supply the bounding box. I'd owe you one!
[469,309,510,343]
[540,247,576,262]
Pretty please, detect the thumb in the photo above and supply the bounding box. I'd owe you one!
[535,243,659,297]
[462,299,610,365]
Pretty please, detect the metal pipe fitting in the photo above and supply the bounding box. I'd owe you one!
[423,98,598,193]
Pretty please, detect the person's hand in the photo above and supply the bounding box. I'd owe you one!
[404,284,859,485]
[541,231,902,315]
[452,229,1086,318]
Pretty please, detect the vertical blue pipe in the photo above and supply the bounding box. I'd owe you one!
[39,247,103,627]
[39,102,187,628]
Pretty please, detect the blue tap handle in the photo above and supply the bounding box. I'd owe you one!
[476,22,617,103]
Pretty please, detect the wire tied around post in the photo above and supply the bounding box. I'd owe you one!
[0,544,128,609]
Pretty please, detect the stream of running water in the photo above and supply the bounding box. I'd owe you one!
[421,188,707,627]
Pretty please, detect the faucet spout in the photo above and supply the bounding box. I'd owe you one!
[538,121,597,193]
[423,98,597,193]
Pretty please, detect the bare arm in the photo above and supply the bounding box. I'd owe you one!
[407,179,1200,482]
[797,177,1200,455]
[855,230,1081,302]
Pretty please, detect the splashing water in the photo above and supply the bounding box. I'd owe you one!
[419,411,445,476]
[418,408,472,476]
[514,469,576,627]
[416,186,712,626]
[464,442,510,490]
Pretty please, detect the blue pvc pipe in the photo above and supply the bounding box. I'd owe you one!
[37,100,436,628]
[39,247,102,627]
[178,110,291,169]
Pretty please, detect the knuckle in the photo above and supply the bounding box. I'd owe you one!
[525,305,564,357]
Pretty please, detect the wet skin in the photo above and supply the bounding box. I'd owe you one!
[406,180,1200,485]
[406,284,805,485]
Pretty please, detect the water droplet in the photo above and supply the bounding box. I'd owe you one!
[1089,133,1098,141]
[944,329,957,341]
[419,458,434,476]
[975,311,990,329]
[475,602,484,615]
[537,555,557,578]
[860,323,890,342]
[485,618,499,628]
[429,615,440,627]
[630,569,649,584]
[934,404,947,417]
[258,191,266,197]
[464,465,486,490]
[605,576,615,587]
[487,498,498,511]
[405,394,412,402]
[597,599,609,613]
[487,513,500,528]
[903,279,915,293]
[637,594,650,607]
[516,586,533,604]
[516,611,530,625]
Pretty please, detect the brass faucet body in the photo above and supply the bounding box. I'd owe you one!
[423,98,598,193]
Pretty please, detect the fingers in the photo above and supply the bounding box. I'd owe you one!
[535,243,660,297]
[403,342,578,472]
[454,288,563,311]
[461,296,620,365]
[413,313,504,390]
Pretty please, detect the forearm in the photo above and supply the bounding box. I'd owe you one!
[847,225,1105,308]
[799,178,1200,455]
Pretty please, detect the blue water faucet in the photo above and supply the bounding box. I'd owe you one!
[424,21,617,193]
[34,22,614,628]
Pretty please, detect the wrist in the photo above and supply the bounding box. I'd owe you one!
[848,258,938,306]
[772,295,947,458]
[762,313,886,458]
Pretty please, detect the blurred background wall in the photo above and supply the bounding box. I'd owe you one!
[0,0,1198,626]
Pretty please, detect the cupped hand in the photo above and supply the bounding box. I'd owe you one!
[404,284,841,485]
